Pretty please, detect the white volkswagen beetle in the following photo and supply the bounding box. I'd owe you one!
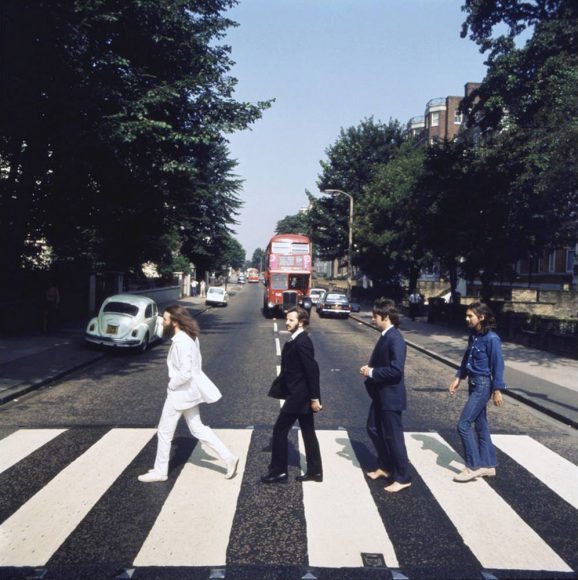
[85,294,162,352]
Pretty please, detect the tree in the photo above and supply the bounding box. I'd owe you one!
[458,0,578,297]
[0,0,271,291]
[250,248,265,270]
[275,212,309,236]
[356,142,429,287]
[310,118,404,262]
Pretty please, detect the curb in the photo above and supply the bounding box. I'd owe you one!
[349,314,578,430]
[0,303,213,407]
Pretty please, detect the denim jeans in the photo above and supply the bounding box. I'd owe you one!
[457,376,497,469]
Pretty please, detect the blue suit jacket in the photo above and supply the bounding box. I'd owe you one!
[364,326,407,411]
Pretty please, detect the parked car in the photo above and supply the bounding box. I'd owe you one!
[317,292,351,318]
[85,294,162,352]
[238,274,247,284]
[206,286,229,306]
[309,288,326,305]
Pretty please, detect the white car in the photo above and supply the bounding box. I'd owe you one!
[309,288,326,305]
[85,294,162,352]
[206,286,229,306]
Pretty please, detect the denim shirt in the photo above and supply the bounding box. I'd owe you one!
[456,330,506,390]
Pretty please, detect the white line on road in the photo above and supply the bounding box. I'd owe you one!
[299,430,399,568]
[273,322,278,333]
[405,432,571,572]
[134,429,252,566]
[0,428,156,566]
[0,429,66,474]
[275,337,281,357]
[493,434,578,509]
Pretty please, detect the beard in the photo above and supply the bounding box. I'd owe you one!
[163,324,175,339]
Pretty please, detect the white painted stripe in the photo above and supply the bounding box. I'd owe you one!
[0,429,66,474]
[275,337,281,356]
[493,434,578,509]
[405,432,571,572]
[0,428,155,566]
[276,365,281,376]
[134,429,252,566]
[299,430,399,568]
[273,322,278,333]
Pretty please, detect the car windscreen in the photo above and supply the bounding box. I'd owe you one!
[326,294,348,302]
[103,302,139,316]
[209,288,224,294]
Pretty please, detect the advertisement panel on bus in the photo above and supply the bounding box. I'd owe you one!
[263,234,313,317]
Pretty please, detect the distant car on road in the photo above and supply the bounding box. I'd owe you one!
[85,294,162,352]
[309,288,326,305]
[317,292,351,318]
[206,286,229,306]
[238,274,247,284]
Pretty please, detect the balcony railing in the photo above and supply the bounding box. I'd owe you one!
[426,97,446,109]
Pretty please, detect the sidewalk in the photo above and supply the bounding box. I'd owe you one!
[0,295,209,406]
[351,310,578,430]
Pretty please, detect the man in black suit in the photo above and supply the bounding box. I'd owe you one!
[261,307,323,484]
[360,298,411,493]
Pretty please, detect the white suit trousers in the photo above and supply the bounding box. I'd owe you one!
[153,397,234,476]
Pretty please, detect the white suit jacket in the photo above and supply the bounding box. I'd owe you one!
[166,331,222,410]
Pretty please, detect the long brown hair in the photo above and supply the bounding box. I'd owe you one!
[165,304,199,339]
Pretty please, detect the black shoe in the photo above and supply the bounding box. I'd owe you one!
[296,473,323,483]
[261,472,288,484]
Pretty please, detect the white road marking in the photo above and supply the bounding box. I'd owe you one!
[134,429,252,566]
[275,337,281,357]
[273,322,278,333]
[0,429,66,474]
[405,432,572,572]
[493,434,578,509]
[0,428,155,566]
[299,430,399,568]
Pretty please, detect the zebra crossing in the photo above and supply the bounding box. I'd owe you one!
[0,427,576,578]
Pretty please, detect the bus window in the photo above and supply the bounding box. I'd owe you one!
[271,273,287,290]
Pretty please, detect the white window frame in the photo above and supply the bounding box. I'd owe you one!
[431,111,440,127]
[454,111,463,125]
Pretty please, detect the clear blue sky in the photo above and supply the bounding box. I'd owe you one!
[225,0,488,260]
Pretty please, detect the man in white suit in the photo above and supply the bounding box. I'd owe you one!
[138,304,238,483]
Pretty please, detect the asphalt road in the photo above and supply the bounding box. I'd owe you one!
[0,283,576,580]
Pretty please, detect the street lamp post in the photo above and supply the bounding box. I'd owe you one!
[322,189,354,299]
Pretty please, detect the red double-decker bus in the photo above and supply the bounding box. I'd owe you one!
[246,267,260,283]
[263,234,313,317]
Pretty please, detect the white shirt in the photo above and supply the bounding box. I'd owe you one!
[167,330,202,406]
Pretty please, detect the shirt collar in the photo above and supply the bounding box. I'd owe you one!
[291,328,305,341]
[381,325,393,337]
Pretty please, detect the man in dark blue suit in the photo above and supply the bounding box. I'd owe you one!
[261,307,323,484]
[360,298,411,493]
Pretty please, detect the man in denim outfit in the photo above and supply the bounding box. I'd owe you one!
[449,302,505,482]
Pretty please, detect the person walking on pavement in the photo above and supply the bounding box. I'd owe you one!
[360,298,412,493]
[408,289,422,321]
[449,302,505,482]
[138,304,238,483]
[200,280,206,298]
[261,307,323,484]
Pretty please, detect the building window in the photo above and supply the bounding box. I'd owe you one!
[431,111,440,127]
[454,111,462,124]
[566,248,576,272]
[548,251,556,273]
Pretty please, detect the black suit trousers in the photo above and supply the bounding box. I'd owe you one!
[366,401,411,484]
[270,410,322,475]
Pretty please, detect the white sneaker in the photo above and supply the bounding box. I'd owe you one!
[453,468,483,482]
[138,471,168,483]
[480,467,496,477]
[225,456,239,479]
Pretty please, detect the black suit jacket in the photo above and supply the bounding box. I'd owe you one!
[278,332,320,415]
[364,326,407,411]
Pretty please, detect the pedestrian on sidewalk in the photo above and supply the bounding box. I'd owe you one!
[191,279,199,297]
[360,298,412,493]
[408,289,422,321]
[449,301,505,483]
[138,304,238,483]
[261,307,323,484]
[200,279,206,298]
[42,281,60,333]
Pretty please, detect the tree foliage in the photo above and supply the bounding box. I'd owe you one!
[0,0,270,288]
[275,212,309,236]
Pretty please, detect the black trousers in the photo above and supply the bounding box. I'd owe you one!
[270,410,322,475]
[366,401,411,484]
